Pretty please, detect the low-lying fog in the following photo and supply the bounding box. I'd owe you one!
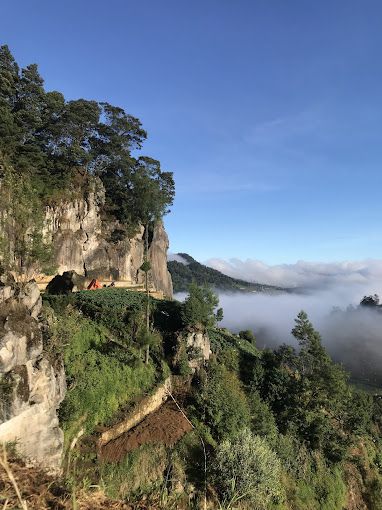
[174,258,382,386]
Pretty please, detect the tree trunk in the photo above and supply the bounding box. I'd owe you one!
[145,222,150,363]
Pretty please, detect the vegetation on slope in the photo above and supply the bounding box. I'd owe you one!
[2,42,382,510]
[168,252,285,293]
[51,310,157,438]
[40,286,382,509]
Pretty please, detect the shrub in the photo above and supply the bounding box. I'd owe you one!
[194,361,251,440]
[294,461,346,510]
[248,389,278,444]
[365,476,382,510]
[181,283,221,329]
[208,327,259,359]
[238,329,256,345]
[276,442,347,510]
[175,341,193,376]
[218,347,240,372]
[212,428,284,509]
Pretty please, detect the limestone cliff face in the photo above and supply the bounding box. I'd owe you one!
[0,281,66,471]
[148,222,173,298]
[173,329,211,373]
[44,178,173,297]
[184,331,211,372]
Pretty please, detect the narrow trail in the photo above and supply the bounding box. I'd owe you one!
[100,402,193,463]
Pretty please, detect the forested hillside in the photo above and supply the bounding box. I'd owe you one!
[168,253,286,293]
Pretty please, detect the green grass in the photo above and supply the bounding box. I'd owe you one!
[100,443,167,500]
[45,289,147,340]
[208,327,259,357]
[52,309,157,441]
[44,288,183,341]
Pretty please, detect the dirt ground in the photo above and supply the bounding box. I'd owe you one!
[100,402,193,463]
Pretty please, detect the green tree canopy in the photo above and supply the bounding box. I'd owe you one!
[0,45,175,248]
[181,283,222,329]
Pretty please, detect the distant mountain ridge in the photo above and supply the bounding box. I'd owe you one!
[167,253,286,294]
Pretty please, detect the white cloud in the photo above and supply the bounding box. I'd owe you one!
[205,257,382,291]
[174,257,382,383]
[243,108,325,147]
[167,253,189,264]
[207,289,382,385]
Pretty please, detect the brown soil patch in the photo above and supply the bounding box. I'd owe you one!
[101,402,193,463]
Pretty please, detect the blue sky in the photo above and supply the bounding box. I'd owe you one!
[2,0,382,264]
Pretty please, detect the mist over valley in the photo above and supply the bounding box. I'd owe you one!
[172,255,382,387]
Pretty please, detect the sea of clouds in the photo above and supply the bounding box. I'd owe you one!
[205,257,382,291]
[172,256,382,385]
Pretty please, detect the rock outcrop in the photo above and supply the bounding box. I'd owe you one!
[148,222,173,298]
[174,329,211,373]
[0,281,65,471]
[184,331,211,371]
[44,177,173,297]
[185,331,211,369]
[46,271,87,295]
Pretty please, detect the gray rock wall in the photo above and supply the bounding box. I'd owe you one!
[185,331,211,371]
[44,177,173,297]
[174,330,211,373]
[0,282,66,471]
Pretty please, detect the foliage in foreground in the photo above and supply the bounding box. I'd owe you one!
[212,428,285,509]
[42,288,382,509]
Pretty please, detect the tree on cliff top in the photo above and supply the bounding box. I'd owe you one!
[131,157,175,226]
[129,156,175,362]
[0,45,175,238]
